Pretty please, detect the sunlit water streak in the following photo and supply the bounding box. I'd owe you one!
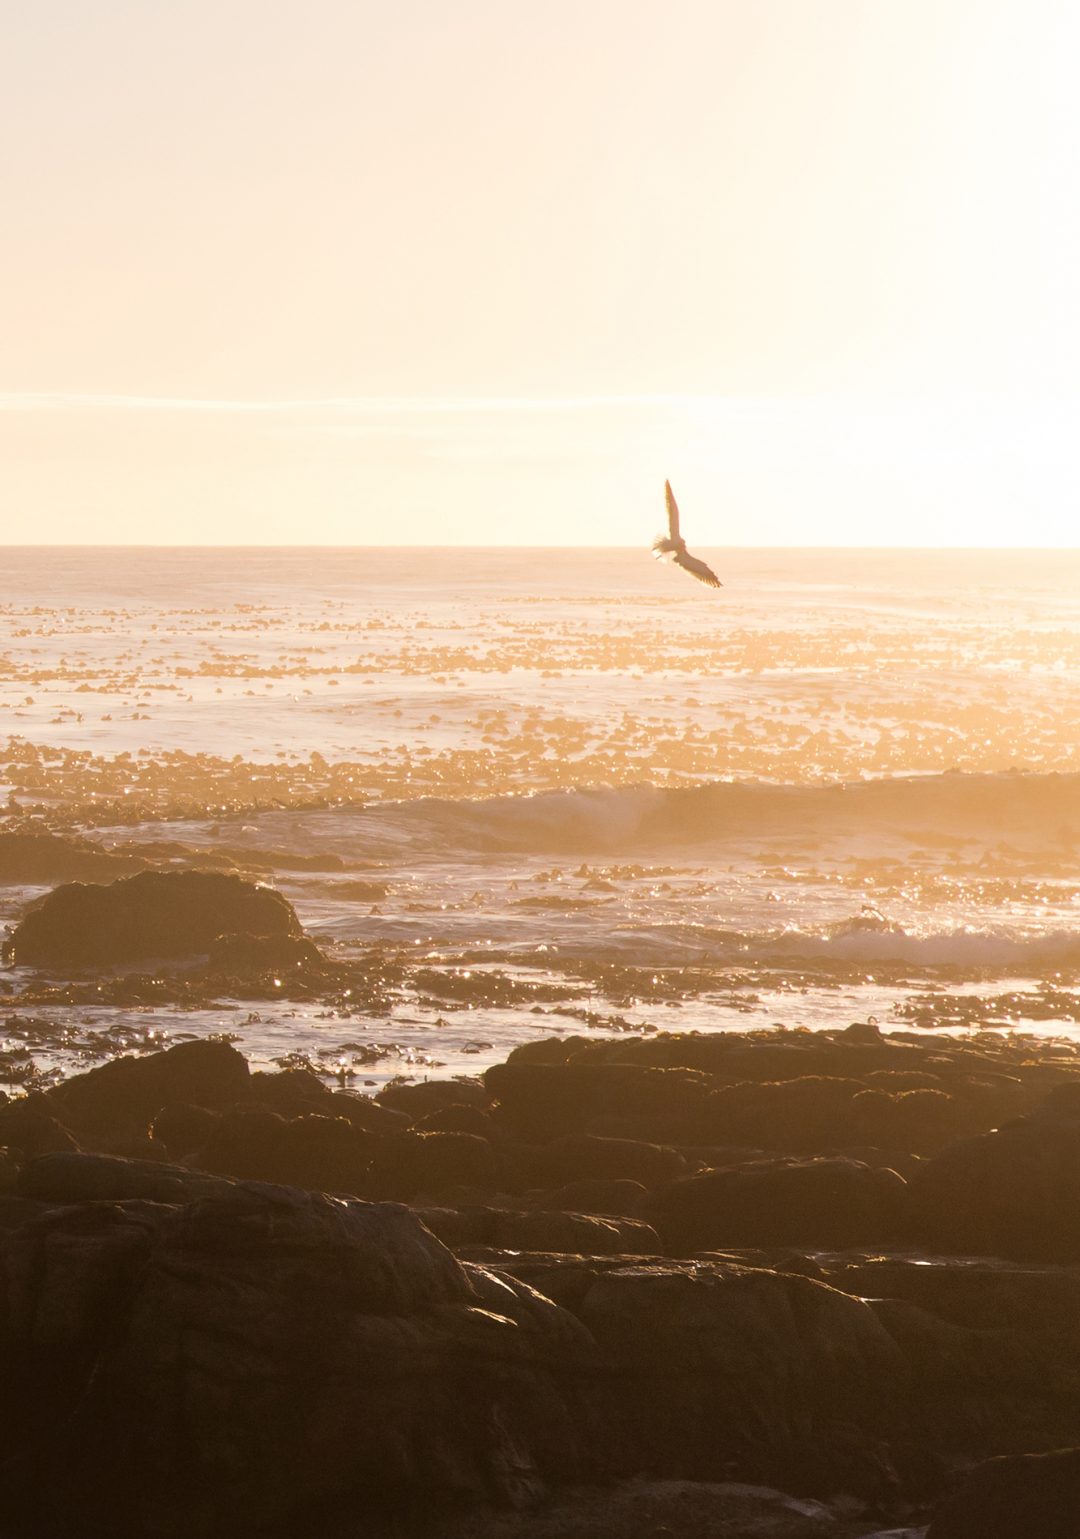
[4,546,1080,1087]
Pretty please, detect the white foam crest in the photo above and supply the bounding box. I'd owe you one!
[760,912,1080,969]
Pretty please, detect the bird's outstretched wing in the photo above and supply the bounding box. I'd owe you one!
[673,548,722,588]
[664,480,681,541]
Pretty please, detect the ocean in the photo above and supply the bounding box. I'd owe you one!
[4,544,1080,1091]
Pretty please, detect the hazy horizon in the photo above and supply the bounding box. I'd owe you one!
[5,2,1080,547]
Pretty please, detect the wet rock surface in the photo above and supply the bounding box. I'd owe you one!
[2,1027,1080,1534]
[4,867,302,967]
[925,1446,1080,1538]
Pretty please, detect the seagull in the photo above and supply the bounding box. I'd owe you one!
[651,481,722,588]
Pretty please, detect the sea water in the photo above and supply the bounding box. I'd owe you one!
[4,545,1080,1090]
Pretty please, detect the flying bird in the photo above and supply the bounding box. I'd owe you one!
[651,481,722,588]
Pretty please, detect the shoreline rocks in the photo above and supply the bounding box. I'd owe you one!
[2,1028,1080,1533]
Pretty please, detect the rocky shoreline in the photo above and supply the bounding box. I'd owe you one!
[4,868,1080,1535]
[4,1020,1080,1536]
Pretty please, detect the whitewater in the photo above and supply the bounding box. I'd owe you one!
[4,544,1080,1090]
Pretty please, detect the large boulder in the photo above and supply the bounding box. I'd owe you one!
[0,1176,595,1537]
[4,869,302,967]
[648,1156,908,1254]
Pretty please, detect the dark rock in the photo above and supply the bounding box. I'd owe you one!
[150,1102,223,1159]
[828,1257,1080,1467]
[527,1178,650,1218]
[910,1112,1080,1261]
[648,1157,908,1253]
[413,1103,495,1136]
[504,1256,905,1501]
[417,1205,659,1257]
[1032,1080,1080,1120]
[375,1078,491,1118]
[195,1107,372,1194]
[699,1073,960,1157]
[486,1063,711,1142]
[411,1206,500,1248]
[194,1107,299,1182]
[248,1066,332,1113]
[19,1150,231,1205]
[434,1478,841,1537]
[206,931,325,977]
[702,1076,866,1151]
[0,830,145,885]
[0,1181,591,1536]
[0,1194,47,1229]
[328,1091,411,1135]
[842,1020,884,1043]
[493,1209,660,1256]
[367,1131,503,1201]
[848,1088,962,1155]
[0,1096,80,1157]
[5,868,301,967]
[515,1134,689,1191]
[926,1447,1080,1538]
[864,1069,945,1091]
[45,1039,251,1141]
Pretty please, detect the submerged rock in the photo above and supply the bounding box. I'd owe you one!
[4,868,301,967]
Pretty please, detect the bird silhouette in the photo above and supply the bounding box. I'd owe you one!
[651,481,722,588]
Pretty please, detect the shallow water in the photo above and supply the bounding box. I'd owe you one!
[4,545,1080,1089]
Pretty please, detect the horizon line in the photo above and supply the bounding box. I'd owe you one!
[5,542,1080,553]
[2,389,1077,416]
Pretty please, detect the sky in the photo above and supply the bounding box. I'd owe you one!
[3,0,1080,546]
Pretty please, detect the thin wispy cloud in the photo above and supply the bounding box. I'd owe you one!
[0,392,691,416]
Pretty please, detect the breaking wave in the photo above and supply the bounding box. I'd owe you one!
[580,908,1080,973]
[736,910,1080,971]
[371,769,1080,856]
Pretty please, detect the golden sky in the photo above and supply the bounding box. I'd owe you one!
[4,1,1079,544]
